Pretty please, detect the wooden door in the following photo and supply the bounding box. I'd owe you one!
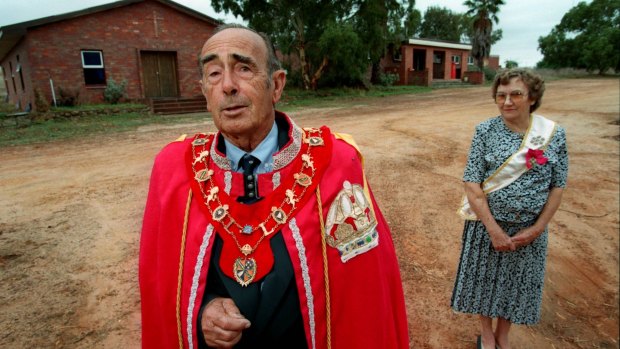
[141,51,179,98]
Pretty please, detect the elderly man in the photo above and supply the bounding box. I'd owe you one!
[139,25,409,349]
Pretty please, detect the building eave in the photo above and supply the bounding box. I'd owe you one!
[0,0,222,61]
[407,38,472,51]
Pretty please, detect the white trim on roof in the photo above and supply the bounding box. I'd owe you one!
[408,39,472,51]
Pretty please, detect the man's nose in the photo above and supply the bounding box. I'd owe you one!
[222,69,238,95]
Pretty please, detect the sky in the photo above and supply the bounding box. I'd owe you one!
[0,0,589,67]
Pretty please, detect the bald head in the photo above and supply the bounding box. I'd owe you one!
[196,24,287,152]
[199,25,281,77]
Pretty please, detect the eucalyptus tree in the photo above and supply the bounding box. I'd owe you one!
[538,0,620,73]
[353,0,416,84]
[419,6,465,42]
[211,0,354,89]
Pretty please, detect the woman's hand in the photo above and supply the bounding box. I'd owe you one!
[488,228,516,251]
[511,226,542,248]
[464,182,516,252]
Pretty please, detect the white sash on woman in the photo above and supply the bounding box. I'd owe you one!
[457,114,557,220]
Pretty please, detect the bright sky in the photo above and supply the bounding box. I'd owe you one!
[0,0,589,67]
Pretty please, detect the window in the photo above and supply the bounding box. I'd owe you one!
[467,56,474,65]
[81,50,106,85]
[452,55,460,64]
[433,53,442,64]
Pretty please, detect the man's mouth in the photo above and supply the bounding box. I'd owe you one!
[221,103,248,113]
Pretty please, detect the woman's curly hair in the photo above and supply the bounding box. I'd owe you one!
[492,68,545,112]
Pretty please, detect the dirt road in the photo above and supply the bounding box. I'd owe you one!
[0,78,618,348]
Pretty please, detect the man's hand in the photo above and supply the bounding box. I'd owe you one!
[201,297,251,348]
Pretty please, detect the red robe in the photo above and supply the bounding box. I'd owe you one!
[139,113,409,349]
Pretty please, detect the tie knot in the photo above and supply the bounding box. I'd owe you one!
[239,154,260,174]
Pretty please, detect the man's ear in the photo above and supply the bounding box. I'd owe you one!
[271,70,287,104]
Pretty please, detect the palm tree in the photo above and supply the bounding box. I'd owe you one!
[464,0,505,70]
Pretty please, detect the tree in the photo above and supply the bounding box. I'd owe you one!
[353,0,414,84]
[211,0,424,89]
[464,0,505,70]
[538,0,620,74]
[211,0,354,90]
[401,1,422,38]
[504,60,518,68]
[419,6,465,42]
[317,23,368,87]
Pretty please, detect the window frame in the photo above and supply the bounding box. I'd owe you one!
[81,50,104,68]
[80,50,106,86]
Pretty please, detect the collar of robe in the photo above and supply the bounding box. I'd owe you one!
[186,116,333,286]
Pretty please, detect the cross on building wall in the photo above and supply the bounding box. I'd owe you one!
[148,10,165,37]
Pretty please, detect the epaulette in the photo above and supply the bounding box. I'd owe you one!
[333,132,374,212]
[172,134,187,142]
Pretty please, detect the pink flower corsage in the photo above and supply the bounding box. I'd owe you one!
[526,148,548,169]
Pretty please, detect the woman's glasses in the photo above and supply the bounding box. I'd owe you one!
[495,91,528,104]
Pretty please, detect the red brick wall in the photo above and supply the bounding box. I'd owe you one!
[487,55,500,70]
[1,41,34,110]
[3,0,217,111]
[396,44,470,85]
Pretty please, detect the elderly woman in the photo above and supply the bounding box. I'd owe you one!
[451,68,568,349]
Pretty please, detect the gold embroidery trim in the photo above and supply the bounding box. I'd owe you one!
[316,186,332,349]
[176,189,192,348]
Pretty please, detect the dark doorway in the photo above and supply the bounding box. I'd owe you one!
[433,51,445,79]
[141,51,179,98]
[413,49,426,71]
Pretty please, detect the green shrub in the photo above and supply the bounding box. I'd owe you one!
[379,72,400,86]
[482,66,498,81]
[103,79,127,104]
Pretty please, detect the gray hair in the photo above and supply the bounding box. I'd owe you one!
[198,24,282,78]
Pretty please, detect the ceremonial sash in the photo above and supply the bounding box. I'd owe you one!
[457,114,557,220]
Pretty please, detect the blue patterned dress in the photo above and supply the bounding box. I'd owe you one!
[451,115,568,324]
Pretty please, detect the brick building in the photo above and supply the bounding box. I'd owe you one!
[382,38,474,86]
[0,0,220,112]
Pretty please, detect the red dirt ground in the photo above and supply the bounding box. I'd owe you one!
[0,78,618,348]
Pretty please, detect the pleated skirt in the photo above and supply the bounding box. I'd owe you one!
[451,219,548,325]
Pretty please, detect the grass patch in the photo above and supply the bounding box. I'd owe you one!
[50,102,147,112]
[0,85,430,147]
[279,85,431,111]
[0,112,207,147]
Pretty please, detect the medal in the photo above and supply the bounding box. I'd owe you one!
[233,257,257,287]
[190,126,327,286]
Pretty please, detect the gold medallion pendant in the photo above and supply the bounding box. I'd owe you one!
[233,257,257,287]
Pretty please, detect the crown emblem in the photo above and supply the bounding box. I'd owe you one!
[324,181,379,262]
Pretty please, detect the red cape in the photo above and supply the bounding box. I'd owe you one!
[139,114,409,348]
